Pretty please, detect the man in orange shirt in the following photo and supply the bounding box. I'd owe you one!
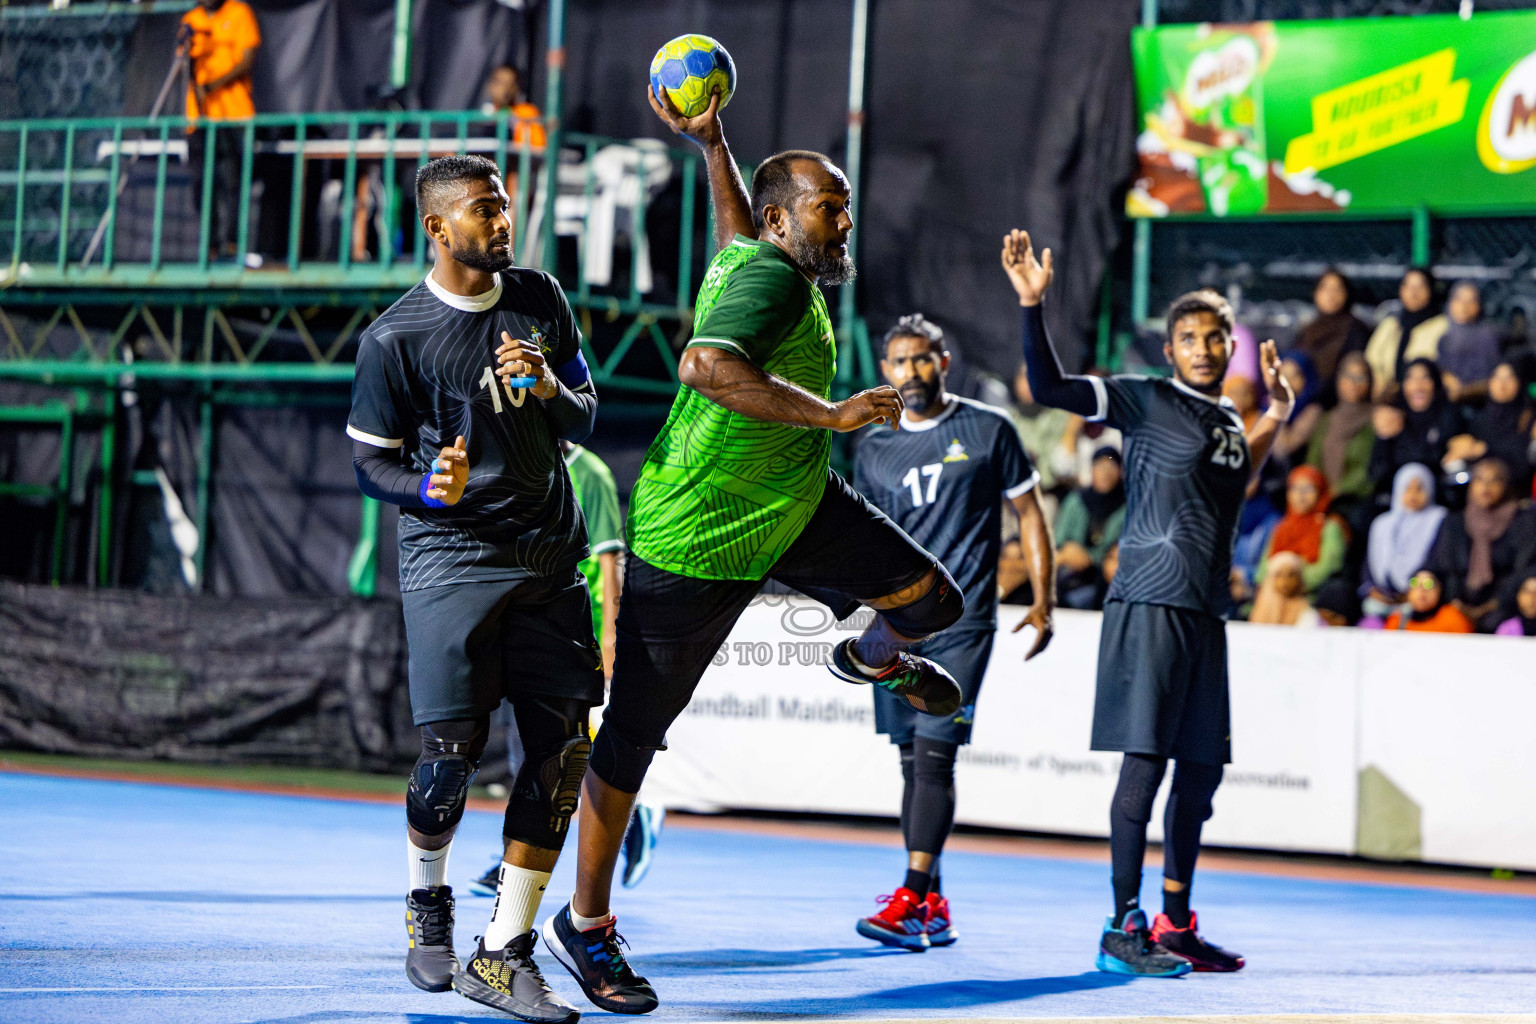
[181,0,260,258]
[481,65,546,150]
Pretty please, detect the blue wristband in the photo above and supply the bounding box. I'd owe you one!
[419,472,448,509]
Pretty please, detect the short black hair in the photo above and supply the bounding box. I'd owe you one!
[1164,288,1234,342]
[880,313,945,358]
[415,155,501,220]
[750,150,837,233]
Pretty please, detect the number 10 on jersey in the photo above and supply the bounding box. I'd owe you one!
[480,366,528,413]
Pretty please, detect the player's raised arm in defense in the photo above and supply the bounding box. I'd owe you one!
[649,87,754,246]
[1009,488,1056,660]
[1244,338,1294,485]
[1001,230,1101,418]
[679,344,903,432]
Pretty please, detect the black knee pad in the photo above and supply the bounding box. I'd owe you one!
[503,697,593,851]
[1168,760,1223,823]
[898,742,916,784]
[588,718,666,795]
[882,565,965,640]
[913,736,958,787]
[1112,753,1168,826]
[407,717,490,836]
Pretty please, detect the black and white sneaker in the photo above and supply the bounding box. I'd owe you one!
[453,932,579,1023]
[828,638,963,717]
[406,885,460,992]
[542,902,659,1015]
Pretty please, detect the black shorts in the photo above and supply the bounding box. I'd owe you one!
[402,571,603,726]
[604,470,937,752]
[874,627,994,746]
[1091,599,1231,765]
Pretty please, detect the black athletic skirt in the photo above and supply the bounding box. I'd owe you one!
[1090,599,1231,765]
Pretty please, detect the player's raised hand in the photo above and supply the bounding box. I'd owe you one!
[647,85,724,148]
[828,385,904,432]
[426,435,469,505]
[1012,602,1054,661]
[1000,229,1054,307]
[497,330,559,400]
[1258,339,1292,407]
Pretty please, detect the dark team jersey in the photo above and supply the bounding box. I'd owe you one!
[347,269,590,592]
[853,396,1039,629]
[1084,375,1249,617]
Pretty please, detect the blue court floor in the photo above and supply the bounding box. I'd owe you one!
[4,772,1534,1023]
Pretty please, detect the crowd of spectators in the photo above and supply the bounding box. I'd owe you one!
[1008,267,1536,637]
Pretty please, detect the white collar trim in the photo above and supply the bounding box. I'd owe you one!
[901,394,960,432]
[425,270,502,312]
[1171,377,1236,410]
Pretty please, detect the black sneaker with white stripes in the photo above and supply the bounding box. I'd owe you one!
[542,902,658,1015]
[453,932,579,1023]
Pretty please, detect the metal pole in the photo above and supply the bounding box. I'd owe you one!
[539,0,567,276]
[838,0,870,384]
[1130,0,1157,329]
[391,0,413,91]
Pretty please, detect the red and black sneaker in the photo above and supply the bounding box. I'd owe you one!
[855,887,930,951]
[828,639,962,717]
[923,892,957,947]
[1151,911,1245,972]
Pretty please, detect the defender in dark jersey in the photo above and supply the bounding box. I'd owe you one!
[1001,230,1292,976]
[348,155,600,1023]
[851,314,1055,950]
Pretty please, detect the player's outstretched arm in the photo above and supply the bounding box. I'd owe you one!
[353,435,468,507]
[678,344,903,432]
[1001,230,1099,418]
[1245,339,1294,484]
[1009,489,1056,661]
[648,87,754,247]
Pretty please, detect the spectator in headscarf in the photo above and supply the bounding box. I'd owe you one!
[1384,569,1475,633]
[1306,352,1375,505]
[1365,267,1448,397]
[1444,361,1535,491]
[1370,358,1465,487]
[1494,569,1536,637]
[1229,490,1282,610]
[1274,352,1322,463]
[1438,281,1503,402]
[1292,268,1370,383]
[1053,446,1126,609]
[1426,456,1536,631]
[1255,465,1349,595]
[1361,463,1447,619]
[1248,551,1322,627]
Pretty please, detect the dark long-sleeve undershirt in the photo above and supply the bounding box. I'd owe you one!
[1019,304,1100,418]
[353,440,429,508]
[542,378,597,443]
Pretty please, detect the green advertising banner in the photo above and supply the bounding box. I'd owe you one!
[1128,11,1536,217]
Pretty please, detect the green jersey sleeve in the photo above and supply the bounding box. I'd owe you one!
[689,256,808,365]
[571,451,624,555]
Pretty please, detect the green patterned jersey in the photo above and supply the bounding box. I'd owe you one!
[627,236,836,580]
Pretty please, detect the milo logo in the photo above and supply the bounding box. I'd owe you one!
[1182,36,1260,112]
[1478,47,1536,174]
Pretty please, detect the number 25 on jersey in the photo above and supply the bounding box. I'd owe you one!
[1209,427,1245,470]
[479,366,526,413]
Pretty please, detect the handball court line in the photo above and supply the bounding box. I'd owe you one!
[677,1018,1536,1024]
[6,757,1533,899]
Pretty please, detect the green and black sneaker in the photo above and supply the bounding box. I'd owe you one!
[453,932,579,1023]
[828,638,962,717]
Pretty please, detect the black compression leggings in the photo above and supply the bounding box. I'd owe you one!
[898,737,959,856]
[1109,753,1223,913]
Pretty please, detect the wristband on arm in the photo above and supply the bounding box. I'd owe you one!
[419,473,448,509]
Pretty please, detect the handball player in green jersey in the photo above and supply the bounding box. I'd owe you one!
[539,88,968,1014]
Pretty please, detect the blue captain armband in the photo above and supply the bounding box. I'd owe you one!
[555,351,592,392]
[419,472,448,509]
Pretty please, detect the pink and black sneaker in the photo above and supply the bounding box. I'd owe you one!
[1151,911,1245,972]
[855,887,930,951]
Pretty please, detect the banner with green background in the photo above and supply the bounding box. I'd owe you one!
[1128,11,1536,217]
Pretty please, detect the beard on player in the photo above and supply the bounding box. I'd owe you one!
[899,373,941,414]
[450,230,515,273]
[785,217,856,286]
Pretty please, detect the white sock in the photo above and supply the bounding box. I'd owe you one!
[408,837,451,892]
[484,863,552,951]
[847,638,894,673]
[569,894,615,932]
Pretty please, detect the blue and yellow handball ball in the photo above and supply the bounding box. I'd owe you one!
[649,34,736,118]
